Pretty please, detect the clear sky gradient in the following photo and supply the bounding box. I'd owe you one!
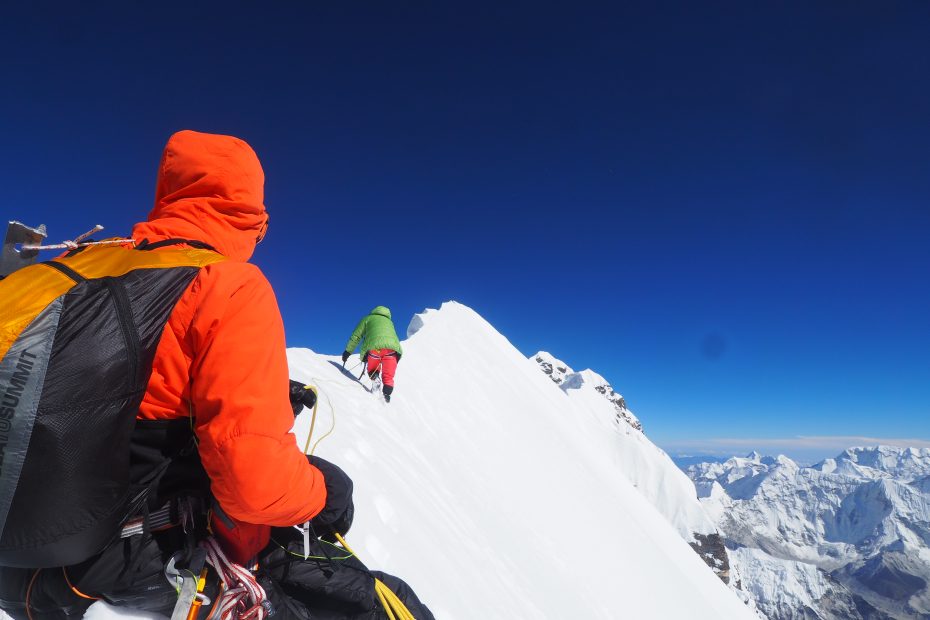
[2,3,928,461]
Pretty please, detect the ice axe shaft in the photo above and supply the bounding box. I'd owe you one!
[1,221,47,277]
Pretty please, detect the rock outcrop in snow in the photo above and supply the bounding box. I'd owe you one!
[533,353,642,432]
[532,351,573,385]
[685,447,930,619]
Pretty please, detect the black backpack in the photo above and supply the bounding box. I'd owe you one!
[0,241,222,567]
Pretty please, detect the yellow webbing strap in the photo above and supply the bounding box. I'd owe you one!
[59,241,224,279]
[333,533,417,620]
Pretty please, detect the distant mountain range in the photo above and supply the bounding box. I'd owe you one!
[683,447,930,619]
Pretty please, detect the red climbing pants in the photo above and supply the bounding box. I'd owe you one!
[366,348,398,388]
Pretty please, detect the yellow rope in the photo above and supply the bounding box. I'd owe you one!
[301,385,320,454]
[300,383,338,456]
[376,587,397,620]
[333,533,417,620]
[376,582,416,620]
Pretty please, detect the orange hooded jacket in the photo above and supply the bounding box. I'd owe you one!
[131,131,326,539]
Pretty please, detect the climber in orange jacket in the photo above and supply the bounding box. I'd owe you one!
[131,130,340,557]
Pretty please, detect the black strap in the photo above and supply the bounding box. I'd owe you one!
[135,238,218,253]
[43,260,87,282]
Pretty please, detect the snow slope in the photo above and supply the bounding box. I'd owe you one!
[16,302,754,620]
[530,353,715,543]
[529,352,738,589]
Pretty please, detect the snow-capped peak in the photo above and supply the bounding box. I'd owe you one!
[831,445,930,481]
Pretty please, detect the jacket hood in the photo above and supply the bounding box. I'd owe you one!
[371,306,392,319]
[132,130,267,262]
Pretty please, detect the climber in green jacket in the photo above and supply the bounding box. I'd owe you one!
[342,306,403,402]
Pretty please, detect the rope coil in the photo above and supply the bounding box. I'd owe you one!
[20,224,135,251]
[201,537,269,620]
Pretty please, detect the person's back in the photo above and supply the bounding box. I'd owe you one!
[342,306,403,401]
[131,130,331,545]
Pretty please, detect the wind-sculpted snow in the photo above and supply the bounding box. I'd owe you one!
[404,309,428,338]
[686,447,930,619]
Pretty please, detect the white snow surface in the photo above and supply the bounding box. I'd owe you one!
[13,301,753,620]
[727,547,829,615]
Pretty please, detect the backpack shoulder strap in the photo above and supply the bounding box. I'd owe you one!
[135,238,218,253]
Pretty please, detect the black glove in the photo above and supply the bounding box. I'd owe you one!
[289,380,317,417]
[341,351,351,364]
[308,456,354,541]
[395,352,402,363]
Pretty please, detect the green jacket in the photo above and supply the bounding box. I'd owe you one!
[345,306,403,356]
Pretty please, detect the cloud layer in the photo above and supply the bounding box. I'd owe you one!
[660,436,930,464]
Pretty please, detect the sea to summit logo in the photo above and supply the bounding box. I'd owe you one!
[0,349,37,471]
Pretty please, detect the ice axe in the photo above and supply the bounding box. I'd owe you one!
[1,221,47,278]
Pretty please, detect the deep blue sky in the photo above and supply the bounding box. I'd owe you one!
[2,2,928,460]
